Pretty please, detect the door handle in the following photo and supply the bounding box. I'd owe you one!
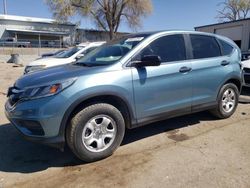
[179,66,192,73]
[221,60,230,66]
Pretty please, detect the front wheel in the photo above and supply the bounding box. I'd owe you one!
[210,83,239,119]
[66,103,125,162]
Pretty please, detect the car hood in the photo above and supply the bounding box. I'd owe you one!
[15,64,111,89]
[28,57,73,67]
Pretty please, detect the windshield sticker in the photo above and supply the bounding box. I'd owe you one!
[125,37,144,42]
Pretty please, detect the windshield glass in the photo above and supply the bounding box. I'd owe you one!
[55,46,84,58]
[76,34,150,66]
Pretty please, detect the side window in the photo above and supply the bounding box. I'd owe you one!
[218,39,234,56]
[134,34,186,62]
[190,35,221,59]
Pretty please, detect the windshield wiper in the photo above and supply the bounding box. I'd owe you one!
[88,63,106,66]
[74,62,92,67]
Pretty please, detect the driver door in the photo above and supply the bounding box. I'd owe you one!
[131,34,193,124]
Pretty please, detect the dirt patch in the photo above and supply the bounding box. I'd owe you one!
[168,133,190,142]
[167,129,190,142]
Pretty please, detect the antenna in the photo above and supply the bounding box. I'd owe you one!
[3,0,7,15]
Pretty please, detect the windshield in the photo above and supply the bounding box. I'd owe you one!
[55,46,84,58]
[76,34,150,66]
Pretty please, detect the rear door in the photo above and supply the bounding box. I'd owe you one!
[131,34,193,124]
[188,34,232,109]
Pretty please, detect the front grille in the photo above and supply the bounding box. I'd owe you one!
[243,68,250,74]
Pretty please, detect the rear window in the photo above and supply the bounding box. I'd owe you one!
[218,39,234,56]
[190,35,221,59]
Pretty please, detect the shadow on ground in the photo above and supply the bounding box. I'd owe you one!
[0,111,217,174]
[0,123,81,173]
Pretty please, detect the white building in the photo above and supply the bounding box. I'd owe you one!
[195,18,250,52]
[0,14,76,47]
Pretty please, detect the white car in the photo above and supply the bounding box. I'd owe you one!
[241,52,250,87]
[241,59,250,87]
[24,41,105,74]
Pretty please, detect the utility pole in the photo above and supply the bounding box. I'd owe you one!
[3,0,7,15]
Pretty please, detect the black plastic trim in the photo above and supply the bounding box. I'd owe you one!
[135,107,191,128]
[183,34,193,60]
[134,102,217,128]
[191,102,217,113]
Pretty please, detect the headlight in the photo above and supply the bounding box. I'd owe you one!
[20,78,77,100]
[24,65,46,74]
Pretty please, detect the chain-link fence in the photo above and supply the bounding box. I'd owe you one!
[0,39,65,48]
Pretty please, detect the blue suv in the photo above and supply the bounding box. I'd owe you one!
[5,31,242,162]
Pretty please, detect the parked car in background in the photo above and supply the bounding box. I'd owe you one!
[0,37,30,47]
[241,51,250,61]
[24,41,105,74]
[241,51,250,87]
[40,49,65,58]
[5,31,242,162]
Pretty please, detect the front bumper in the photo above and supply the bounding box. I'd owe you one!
[4,96,67,149]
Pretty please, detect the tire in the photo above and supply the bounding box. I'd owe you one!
[66,103,125,162]
[210,83,239,119]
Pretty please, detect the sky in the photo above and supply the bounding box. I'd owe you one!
[1,0,222,32]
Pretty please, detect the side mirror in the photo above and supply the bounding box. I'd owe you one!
[76,54,84,60]
[131,55,161,67]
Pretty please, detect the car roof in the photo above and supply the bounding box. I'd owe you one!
[126,30,226,38]
[124,30,237,48]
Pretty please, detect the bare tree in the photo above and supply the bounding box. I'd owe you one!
[46,0,152,39]
[240,0,250,17]
[217,0,250,22]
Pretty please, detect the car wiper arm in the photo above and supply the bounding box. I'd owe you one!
[74,62,92,67]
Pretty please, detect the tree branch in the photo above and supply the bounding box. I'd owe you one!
[71,1,108,31]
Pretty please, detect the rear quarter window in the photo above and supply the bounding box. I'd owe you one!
[190,35,221,59]
[218,39,234,56]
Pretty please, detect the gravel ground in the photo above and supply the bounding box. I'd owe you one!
[0,63,250,188]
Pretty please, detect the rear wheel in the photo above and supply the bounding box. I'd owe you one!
[210,83,239,119]
[66,103,125,162]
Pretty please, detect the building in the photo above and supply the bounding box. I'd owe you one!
[0,14,129,48]
[75,28,129,44]
[0,14,77,48]
[195,18,250,52]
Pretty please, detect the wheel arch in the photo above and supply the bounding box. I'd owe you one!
[216,77,242,101]
[224,77,242,93]
[59,93,136,144]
